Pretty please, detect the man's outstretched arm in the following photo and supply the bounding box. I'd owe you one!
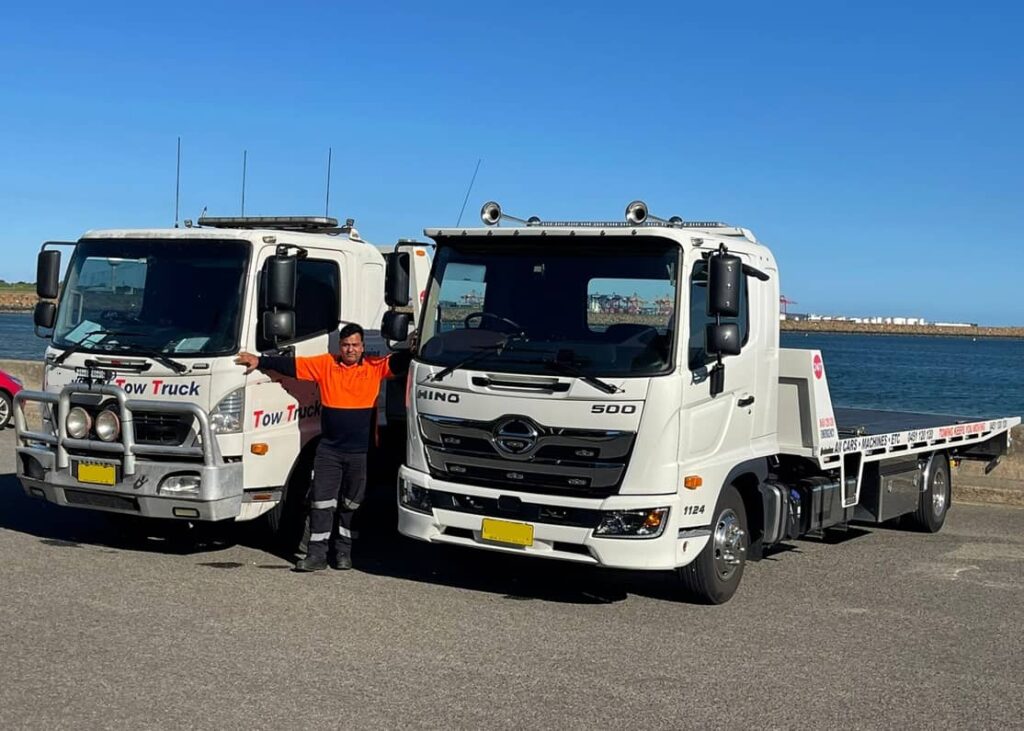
[234,351,297,377]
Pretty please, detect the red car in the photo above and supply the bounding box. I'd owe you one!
[0,368,23,429]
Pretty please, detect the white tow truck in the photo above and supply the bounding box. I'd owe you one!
[13,215,428,544]
[397,201,1020,603]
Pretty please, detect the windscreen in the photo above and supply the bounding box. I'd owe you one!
[52,238,250,356]
[419,237,679,377]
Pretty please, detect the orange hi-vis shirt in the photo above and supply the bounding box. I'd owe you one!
[259,353,395,452]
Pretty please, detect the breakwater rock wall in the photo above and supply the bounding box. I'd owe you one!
[781,320,1024,339]
[0,292,36,311]
[1,359,42,389]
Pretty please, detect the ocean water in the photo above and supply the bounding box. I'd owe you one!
[0,312,47,360]
[780,332,1024,418]
[1,312,1020,418]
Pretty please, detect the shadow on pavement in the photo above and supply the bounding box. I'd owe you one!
[1,467,691,605]
[0,470,245,556]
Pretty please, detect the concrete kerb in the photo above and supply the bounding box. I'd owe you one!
[2,358,1022,506]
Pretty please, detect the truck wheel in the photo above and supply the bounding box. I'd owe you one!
[0,391,12,429]
[907,454,950,533]
[679,484,748,604]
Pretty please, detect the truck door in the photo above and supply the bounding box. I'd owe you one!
[679,253,759,465]
[252,247,344,447]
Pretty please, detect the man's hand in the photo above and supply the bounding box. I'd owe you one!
[235,351,259,374]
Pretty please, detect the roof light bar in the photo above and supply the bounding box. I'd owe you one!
[197,215,341,232]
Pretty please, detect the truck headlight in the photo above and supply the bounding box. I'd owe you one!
[94,410,121,442]
[594,507,669,539]
[159,474,201,496]
[210,387,244,434]
[66,407,92,439]
[399,479,432,514]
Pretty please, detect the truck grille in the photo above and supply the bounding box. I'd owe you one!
[133,412,195,446]
[418,413,635,498]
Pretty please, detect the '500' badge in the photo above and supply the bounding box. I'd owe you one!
[591,404,637,414]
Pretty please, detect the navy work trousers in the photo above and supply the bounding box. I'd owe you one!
[306,444,367,561]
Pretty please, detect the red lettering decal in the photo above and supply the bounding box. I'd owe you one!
[115,378,126,388]
[253,410,264,429]
[151,379,164,395]
[286,404,297,421]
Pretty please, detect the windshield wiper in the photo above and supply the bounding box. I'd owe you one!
[107,345,188,374]
[541,359,621,394]
[52,329,143,367]
[428,335,524,383]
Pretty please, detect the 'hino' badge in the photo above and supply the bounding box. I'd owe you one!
[492,418,539,456]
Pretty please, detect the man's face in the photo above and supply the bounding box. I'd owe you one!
[338,332,365,365]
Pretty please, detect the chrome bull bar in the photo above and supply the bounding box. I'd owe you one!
[13,384,220,475]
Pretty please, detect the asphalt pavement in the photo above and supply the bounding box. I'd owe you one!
[1,428,1023,729]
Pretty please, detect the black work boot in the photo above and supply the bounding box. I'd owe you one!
[330,554,353,571]
[294,555,328,572]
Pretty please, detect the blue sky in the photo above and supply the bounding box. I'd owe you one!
[2,1,1022,325]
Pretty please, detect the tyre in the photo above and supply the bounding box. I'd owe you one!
[679,483,748,604]
[907,453,950,533]
[0,391,12,429]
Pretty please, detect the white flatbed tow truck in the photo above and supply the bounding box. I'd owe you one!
[395,200,1020,603]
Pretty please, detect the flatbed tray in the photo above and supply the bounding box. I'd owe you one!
[834,407,991,438]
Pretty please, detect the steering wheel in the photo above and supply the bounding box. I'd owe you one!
[463,311,525,336]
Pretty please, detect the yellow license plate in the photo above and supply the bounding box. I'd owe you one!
[77,462,117,486]
[481,518,534,547]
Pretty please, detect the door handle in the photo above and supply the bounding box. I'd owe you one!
[737,395,755,407]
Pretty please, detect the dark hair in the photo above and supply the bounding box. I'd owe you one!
[338,323,365,341]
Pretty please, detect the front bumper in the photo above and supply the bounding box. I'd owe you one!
[396,466,710,571]
[14,386,244,521]
[16,444,243,520]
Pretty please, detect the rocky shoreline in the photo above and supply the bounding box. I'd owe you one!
[781,319,1024,339]
[0,292,37,312]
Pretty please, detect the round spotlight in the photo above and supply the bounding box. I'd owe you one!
[66,407,92,439]
[480,201,502,226]
[625,200,648,225]
[95,409,121,443]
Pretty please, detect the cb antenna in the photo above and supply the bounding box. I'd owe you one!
[174,136,181,228]
[240,149,247,216]
[455,158,482,226]
[325,147,333,217]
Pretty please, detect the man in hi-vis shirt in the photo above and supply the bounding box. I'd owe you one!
[236,323,411,572]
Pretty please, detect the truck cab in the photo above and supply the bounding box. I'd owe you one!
[397,201,1019,603]
[14,216,425,538]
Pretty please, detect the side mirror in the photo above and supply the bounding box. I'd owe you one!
[385,252,410,307]
[381,311,411,342]
[265,255,297,309]
[37,250,62,299]
[262,310,295,343]
[707,253,741,317]
[34,300,56,329]
[706,322,741,357]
